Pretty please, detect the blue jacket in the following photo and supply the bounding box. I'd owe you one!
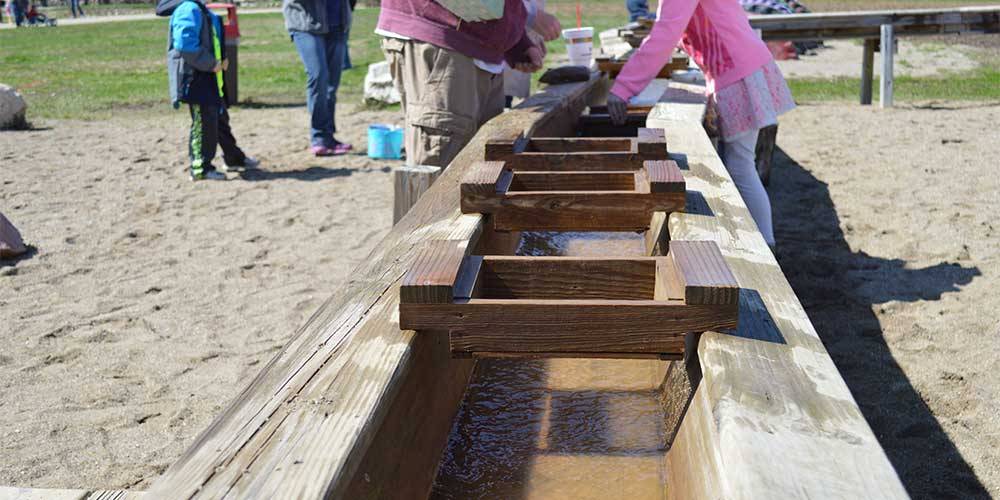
[161,0,226,107]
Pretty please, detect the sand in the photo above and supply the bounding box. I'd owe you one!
[772,101,1000,499]
[0,104,400,490]
[2,99,999,498]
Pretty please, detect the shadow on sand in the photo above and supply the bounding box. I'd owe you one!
[769,146,985,499]
[239,164,390,182]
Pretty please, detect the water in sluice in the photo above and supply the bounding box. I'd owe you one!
[430,232,670,499]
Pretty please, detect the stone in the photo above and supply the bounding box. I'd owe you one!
[0,84,28,130]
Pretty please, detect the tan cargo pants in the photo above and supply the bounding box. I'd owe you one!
[381,37,505,168]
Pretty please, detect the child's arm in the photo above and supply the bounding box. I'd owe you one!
[171,2,217,73]
[610,0,699,101]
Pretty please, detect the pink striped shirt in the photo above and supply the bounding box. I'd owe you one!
[610,0,774,100]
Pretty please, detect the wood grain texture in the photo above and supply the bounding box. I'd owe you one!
[668,240,740,305]
[400,240,468,304]
[637,128,668,157]
[645,160,685,193]
[526,137,635,152]
[399,299,734,356]
[749,5,1000,40]
[483,150,648,171]
[508,171,637,192]
[145,76,602,500]
[476,256,657,300]
[394,165,442,224]
[490,191,685,231]
[648,82,909,500]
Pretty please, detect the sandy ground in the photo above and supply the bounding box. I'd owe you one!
[772,101,1000,499]
[0,104,400,490]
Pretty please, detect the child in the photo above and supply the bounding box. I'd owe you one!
[157,0,259,181]
[607,0,794,248]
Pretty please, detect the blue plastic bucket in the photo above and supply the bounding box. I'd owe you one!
[367,124,404,160]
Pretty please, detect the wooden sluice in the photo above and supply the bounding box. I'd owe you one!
[141,75,909,499]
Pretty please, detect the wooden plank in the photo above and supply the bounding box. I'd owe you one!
[509,171,637,191]
[880,23,895,108]
[526,137,635,152]
[0,488,144,500]
[648,82,909,500]
[146,76,602,500]
[400,240,469,304]
[483,150,648,171]
[393,164,442,224]
[860,38,876,105]
[490,191,685,232]
[645,160,685,193]
[399,299,733,355]
[749,6,1000,40]
[477,256,657,300]
[668,240,740,306]
[637,128,668,157]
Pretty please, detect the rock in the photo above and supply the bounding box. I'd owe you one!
[0,212,27,259]
[363,61,401,106]
[0,84,28,130]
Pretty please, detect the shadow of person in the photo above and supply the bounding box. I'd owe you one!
[769,146,986,499]
[240,165,390,182]
[0,244,39,268]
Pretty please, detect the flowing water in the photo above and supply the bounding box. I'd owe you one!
[430,232,671,499]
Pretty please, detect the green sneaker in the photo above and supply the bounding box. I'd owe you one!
[190,170,227,182]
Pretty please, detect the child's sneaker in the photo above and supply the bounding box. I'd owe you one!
[222,156,261,172]
[190,170,228,182]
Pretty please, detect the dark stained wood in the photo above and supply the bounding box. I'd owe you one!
[637,128,668,157]
[527,137,635,152]
[749,6,1000,41]
[400,240,469,304]
[645,160,685,193]
[476,256,657,300]
[508,171,637,192]
[668,240,740,306]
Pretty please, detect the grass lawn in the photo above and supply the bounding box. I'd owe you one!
[1,2,997,120]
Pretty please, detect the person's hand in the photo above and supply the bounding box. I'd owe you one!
[607,93,628,126]
[515,45,545,73]
[221,59,229,72]
[531,10,562,41]
[212,61,223,73]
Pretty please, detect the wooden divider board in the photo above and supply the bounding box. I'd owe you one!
[647,82,908,499]
[399,241,738,359]
[145,76,604,500]
[484,128,667,170]
[460,159,685,231]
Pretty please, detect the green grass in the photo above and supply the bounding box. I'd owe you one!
[0,8,384,119]
[1,3,998,120]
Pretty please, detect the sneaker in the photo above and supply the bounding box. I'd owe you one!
[190,170,228,182]
[332,141,353,155]
[222,156,261,172]
[312,145,335,157]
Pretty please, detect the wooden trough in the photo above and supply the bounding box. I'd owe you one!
[140,75,909,499]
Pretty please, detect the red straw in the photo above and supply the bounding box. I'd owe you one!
[576,2,582,28]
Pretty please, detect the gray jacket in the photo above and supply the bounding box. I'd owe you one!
[161,0,223,107]
[283,0,352,34]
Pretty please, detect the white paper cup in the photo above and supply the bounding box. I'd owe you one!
[562,27,594,67]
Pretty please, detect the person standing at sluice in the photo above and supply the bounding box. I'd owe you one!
[607,0,795,248]
[283,0,354,156]
[376,0,545,169]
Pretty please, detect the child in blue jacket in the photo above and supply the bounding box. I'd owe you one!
[158,0,259,181]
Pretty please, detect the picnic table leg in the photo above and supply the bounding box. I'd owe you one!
[860,38,876,105]
[880,24,894,108]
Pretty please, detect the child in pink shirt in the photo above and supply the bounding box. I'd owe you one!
[608,0,794,247]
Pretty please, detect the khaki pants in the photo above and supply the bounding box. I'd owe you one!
[381,38,505,168]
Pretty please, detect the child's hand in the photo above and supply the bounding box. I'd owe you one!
[221,59,229,72]
[212,61,223,73]
[607,93,628,126]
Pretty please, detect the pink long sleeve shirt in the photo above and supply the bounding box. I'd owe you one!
[610,0,774,100]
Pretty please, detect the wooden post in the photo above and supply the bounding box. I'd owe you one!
[880,24,894,108]
[393,164,441,224]
[860,38,876,105]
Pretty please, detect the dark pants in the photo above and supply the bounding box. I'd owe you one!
[291,27,348,148]
[70,0,84,17]
[626,0,652,21]
[188,104,245,176]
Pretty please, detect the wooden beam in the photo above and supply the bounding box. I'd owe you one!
[393,164,442,224]
[749,5,1000,41]
[667,240,740,306]
[460,160,685,232]
[146,76,602,500]
[880,23,895,108]
[860,38,876,105]
[648,82,908,500]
